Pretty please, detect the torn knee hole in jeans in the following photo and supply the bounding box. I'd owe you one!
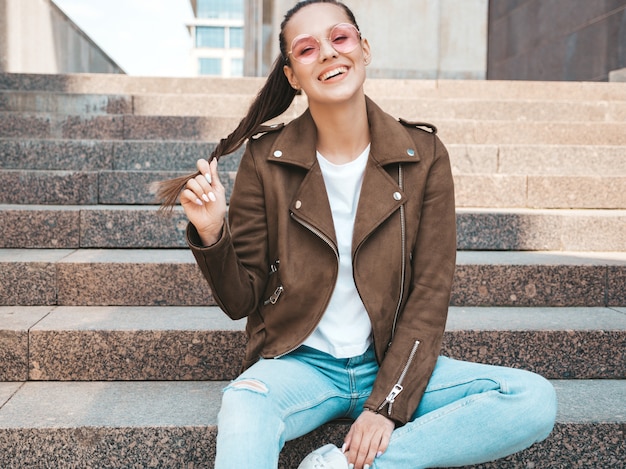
[228,378,269,394]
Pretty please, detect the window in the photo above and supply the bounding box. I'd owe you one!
[231,58,244,76]
[196,27,225,48]
[199,58,222,76]
[197,0,244,20]
[229,27,244,49]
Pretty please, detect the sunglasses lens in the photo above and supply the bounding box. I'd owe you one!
[291,35,320,64]
[330,24,360,53]
[289,24,360,64]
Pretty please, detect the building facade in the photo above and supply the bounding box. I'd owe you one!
[190,0,489,80]
[188,0,245,77]
[488,0,626,82]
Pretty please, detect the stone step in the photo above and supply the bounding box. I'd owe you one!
[3,138,626,177]
[3,72,626,102]
[3,112,626,144]
[0,112,241,141]
[0,249,624,307]
[1,306,624,382]
[0,138,242,172]
[0,379,623,468]
[5,88,625,123]
[132,93,626,122]
[2,166,625,208]
[2,205,625,251]
[0,91,133,115]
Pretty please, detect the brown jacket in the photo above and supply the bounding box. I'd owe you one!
[187,96,456,425]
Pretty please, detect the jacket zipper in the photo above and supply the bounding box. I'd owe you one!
[263,285,283,305]
[377,339,420,416]
[270,212,339,360]
[390,165,406,343]
[290,212,339,261]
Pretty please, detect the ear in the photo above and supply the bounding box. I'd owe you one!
[361,38,371,65]
[283,64,301,90]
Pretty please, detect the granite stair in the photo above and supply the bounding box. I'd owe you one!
[0,72,625,468]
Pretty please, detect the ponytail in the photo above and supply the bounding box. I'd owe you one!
[156,55,297,210]
[157,0,359,210]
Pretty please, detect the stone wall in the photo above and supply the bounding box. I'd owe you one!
[0,0,124,74]
[488,0,626,81]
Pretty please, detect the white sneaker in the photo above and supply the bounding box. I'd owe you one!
[297,444,349,469]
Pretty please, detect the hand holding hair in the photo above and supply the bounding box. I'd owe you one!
[180,158,227,246]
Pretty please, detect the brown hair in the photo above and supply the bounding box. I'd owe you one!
[156,0,359,209]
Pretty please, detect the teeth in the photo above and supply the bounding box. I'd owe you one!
[320,67,347,81]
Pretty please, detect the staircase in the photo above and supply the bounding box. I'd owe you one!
[0,72,625,468]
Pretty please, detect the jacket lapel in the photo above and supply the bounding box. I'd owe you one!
[264,97,423,252]
[352,97,422,252]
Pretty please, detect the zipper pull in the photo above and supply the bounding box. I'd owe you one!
[265,285,284,305]
[385,384,404,404]
[377,383,404,415]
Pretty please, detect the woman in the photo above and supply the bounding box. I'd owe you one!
[158,1,557,468]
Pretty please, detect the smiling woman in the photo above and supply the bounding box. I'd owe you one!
[52,0,194,76]
[156,1,557,469]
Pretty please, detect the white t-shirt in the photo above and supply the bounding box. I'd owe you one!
[302,145,373,358]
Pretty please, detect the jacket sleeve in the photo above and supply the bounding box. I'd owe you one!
[364,135,457,425]
[187,143,270,320]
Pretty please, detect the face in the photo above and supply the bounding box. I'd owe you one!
[283,3,371,106]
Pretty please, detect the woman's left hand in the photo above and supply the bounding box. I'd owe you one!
[343,410,395,469]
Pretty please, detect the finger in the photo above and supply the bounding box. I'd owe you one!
[186,177,210,202]
[208,158,225,191]
[180,188,203,206]
[196,158,212,185]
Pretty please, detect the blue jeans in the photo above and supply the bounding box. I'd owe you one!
[215,346,557,468]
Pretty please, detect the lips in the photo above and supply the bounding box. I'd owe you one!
[319,66,348,81]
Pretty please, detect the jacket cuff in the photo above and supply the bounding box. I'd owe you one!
[186,222,228,250]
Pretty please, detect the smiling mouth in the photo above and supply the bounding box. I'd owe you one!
[319,67,348,81]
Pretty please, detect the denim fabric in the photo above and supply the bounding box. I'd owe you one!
[214,346,556,468]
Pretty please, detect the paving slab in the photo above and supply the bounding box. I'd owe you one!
[0,382,21,407]
[0,91,132,114]
[0,205,80,248]
[496,144,626,176]
[0,170,98,204]
[55,249,214,306]
[0,112,124,139]
[0,138,114,171]
[0,249,73,306]
[97,170,237,205]
[0,307,52,380]
[111,140,244,172]
[453,251,626,307]
[29,306,245,380]
[456,208,626,251]
[527,175,626,209]
[443,307,626,378]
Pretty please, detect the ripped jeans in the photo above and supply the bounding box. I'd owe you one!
[214,345,557,469]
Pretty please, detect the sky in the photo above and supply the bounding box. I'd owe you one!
[53,0,195,76]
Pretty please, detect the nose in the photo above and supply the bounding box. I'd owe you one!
[318,37,338,61]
